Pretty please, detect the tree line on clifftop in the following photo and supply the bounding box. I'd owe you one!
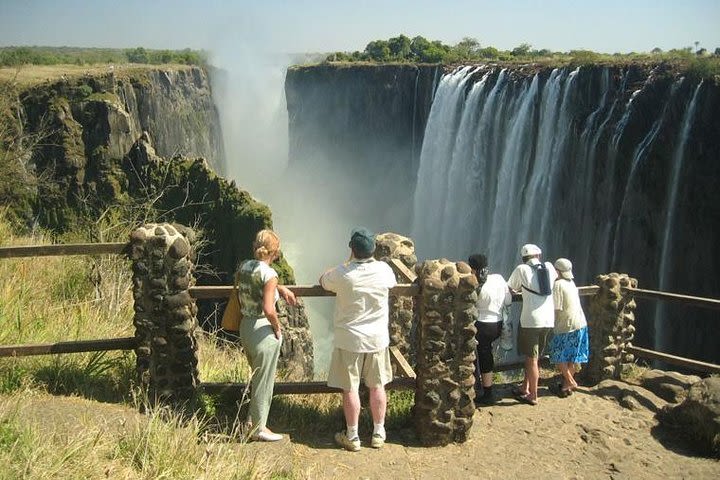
[325,34,720,78]
[0,46,206,67]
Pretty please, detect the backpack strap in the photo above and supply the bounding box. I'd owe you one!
[521,284,543,296]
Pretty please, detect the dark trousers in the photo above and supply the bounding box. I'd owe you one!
[475,321,503,389]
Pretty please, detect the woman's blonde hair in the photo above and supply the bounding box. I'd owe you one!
[253,229,280,261]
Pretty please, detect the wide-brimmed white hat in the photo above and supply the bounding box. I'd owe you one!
[554,258,574,279]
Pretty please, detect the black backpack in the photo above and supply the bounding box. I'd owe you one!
[524,262,552,296]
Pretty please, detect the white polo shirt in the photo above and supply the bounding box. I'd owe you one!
[320,258,397,353]
[507,259,558,328]
[476,273,512,323]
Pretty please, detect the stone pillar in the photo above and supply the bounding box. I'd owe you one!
[414,259,478,446]
[375,233,418,367]
[582,272,637,385]
[129,223,199,406]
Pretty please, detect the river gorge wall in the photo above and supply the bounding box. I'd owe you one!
[285,62,720,364]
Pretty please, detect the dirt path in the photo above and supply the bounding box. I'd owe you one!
[5,383,719,479]
[271,383,719,479]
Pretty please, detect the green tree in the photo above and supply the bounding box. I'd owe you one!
[125,47,149,63]
[365,40,391,61]
[452,37,481,59]
[511,43,532,56]
[388,35,411,59]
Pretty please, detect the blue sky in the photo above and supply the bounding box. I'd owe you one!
[1,0,718,54]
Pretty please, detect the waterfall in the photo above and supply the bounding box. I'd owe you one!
[411,66,708,292]
[654,81,703,352]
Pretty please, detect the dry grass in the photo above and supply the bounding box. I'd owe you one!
[0,63,194,87]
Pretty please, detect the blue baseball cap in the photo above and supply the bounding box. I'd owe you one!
[349,227,376,257]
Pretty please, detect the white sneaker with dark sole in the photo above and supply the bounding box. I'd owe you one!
[334,431,361,452]
[370,433,385,449]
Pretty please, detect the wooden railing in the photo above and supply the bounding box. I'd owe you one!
[1,241,718,376]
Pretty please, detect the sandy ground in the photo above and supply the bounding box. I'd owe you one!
[5,382,719,480]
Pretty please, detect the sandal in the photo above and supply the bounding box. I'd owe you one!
[516,393,538,406]
[511,385,529,397]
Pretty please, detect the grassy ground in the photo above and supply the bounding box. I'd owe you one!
[0,63,195,87]
[0,213,414,478]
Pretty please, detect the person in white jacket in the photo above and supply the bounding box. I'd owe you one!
[468,254,512,405]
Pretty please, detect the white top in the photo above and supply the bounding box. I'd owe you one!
[320,258,397,352]
[507,258,558,328]
[552,278,587,333]
[476,273,512,323]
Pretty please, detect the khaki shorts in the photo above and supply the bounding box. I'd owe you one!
[327,347,393,391]
[517,326,552,358]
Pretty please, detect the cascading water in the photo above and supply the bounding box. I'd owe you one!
[410,65,710,357]
[654,81,704,352]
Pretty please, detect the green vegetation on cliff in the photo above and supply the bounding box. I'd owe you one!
[0,67,293,286]
[0,46,207,67]
[324,34,720,79]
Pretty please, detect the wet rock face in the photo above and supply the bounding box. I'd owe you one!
[276,299,314,381]
[659,376,720,457]
[375,232,418,367]
[583,272,637,385]
[130,223,199,405]
[414,259,478,446]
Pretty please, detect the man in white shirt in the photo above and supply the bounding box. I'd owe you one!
[320,228,397,451]
[507,243,558,405]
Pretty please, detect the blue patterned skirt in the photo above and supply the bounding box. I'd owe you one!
[548,326,589,363]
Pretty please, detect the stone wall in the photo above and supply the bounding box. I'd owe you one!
[129,223,199,406]
[414,259,478,446]
[582,272,637,385]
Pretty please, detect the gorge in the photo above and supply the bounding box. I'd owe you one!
[284,62,720,365]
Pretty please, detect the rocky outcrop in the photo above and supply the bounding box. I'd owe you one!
[19,66,223,232]
[659,376,720,457]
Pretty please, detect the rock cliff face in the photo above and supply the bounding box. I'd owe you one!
[19,66,224,230]
[285,64,439,232]
[285,62,720,364]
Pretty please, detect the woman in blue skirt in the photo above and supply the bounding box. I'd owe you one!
[548,258,589,397]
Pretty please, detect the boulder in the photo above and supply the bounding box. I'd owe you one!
[636,369,701,404]
[593,379,667,413]
[659,377,720,457]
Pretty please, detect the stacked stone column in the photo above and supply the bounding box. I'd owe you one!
[374,233,418,367]
[414,259,478,446]
[129,223,199,406]
[582,272,637,385]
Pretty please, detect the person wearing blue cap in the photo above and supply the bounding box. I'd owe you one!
[319,227,397,451]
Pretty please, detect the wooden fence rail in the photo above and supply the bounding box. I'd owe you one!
[0,337,137,358]
[0,243,126,258]
[625,345,720,374]
[189,284,420,300]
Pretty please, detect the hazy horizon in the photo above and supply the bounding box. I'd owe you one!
[1,0,719,56]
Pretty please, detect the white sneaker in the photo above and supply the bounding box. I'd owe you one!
[334,431,361,452]
[370,433,385,449]
[252,431,283,442]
